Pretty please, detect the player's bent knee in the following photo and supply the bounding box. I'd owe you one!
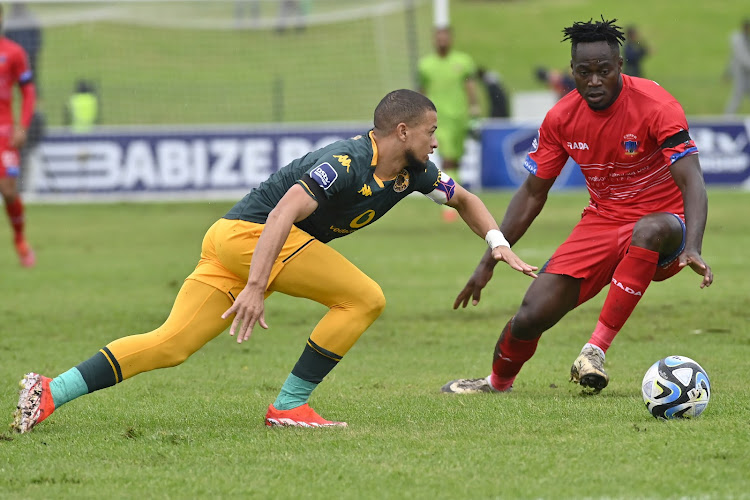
[358,282,386,321]
[631,214,682,250]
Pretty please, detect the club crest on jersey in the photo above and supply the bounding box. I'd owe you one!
[310,162,338,190]
[622,134,639,155]
[393,169,410,192]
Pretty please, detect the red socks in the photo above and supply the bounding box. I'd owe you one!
[489,319,539,391]
[5,196,25,242]
[588,245,659,353]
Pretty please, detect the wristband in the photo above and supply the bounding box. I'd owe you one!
[485,229,510,249]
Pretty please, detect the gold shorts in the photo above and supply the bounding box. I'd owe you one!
[186,218,316,297]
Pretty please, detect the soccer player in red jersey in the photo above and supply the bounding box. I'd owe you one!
[442,17,712,394]
[0,4,37,267]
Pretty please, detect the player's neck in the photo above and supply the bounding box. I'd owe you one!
[373,159,403,181]
[370,133,403,179]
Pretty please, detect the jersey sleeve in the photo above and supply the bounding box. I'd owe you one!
[653,100,698,165]
[461,52,477,81]
[417,58,429,90]
[11,46,33,86]
[522,115,569,179]
[297,150,354,203]
[413,161,444,197]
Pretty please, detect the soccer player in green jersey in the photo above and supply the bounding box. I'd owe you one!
[418,26,481,222]
[12,89,537,432]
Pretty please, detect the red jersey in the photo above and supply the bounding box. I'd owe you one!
[523,74,698,222]
[0,37,33,127]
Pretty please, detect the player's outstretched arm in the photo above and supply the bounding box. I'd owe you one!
[447,183,538,277]
[452,175,554,308]
[222,184,318,342]
[669,154,713,288]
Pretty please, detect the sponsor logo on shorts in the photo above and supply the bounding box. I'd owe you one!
[310,162,338,190]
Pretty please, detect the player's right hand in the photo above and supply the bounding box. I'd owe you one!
[222,284,269,343]
[491,246,538,278]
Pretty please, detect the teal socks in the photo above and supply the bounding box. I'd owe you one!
[49,367,89,408]
[273,373,317,410]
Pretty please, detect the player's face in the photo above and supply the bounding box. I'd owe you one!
[435,29,452,53]
[405,110,438,167]
[571,41,623,110]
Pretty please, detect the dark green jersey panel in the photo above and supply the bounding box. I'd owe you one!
[224,132,441,243]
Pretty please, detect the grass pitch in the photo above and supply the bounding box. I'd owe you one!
[1,189,749,499]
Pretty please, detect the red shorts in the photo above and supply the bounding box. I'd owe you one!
[542,211,685,306]
[0,134,20,178]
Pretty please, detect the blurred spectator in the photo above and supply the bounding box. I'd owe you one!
[477,67,509,118]
[418,26,480,222]
[64,80,100,133]
[535,67,575,100]
[623,25,649,77]
[725,19,750,115]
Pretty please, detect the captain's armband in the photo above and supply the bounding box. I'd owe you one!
[425,171,456,205]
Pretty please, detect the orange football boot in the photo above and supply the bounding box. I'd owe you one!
[12,373,55,433]
[265,403,347,428]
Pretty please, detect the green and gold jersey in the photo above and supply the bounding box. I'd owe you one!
[224,131,442,243]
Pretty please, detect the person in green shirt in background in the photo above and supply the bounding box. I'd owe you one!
[418,26,481,222]
[64,79,100,133]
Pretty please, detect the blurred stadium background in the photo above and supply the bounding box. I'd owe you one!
[4,0,750,200]
[9,0,432,125]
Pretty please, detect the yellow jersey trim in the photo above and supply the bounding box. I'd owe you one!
[369,130,378,166]
[298,180,316,199]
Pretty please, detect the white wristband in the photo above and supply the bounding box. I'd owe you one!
[485,229,510,249]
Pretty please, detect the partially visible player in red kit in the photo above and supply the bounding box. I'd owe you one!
[0,4,37,268]
[442,17,712,395]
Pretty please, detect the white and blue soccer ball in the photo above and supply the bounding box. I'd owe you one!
[641,355,710,420]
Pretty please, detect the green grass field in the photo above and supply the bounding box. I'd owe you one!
[31,0,750,127]
[1,189,749,499]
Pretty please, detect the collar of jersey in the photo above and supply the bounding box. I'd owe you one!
[368,130,378,166]
[368,130,398,187]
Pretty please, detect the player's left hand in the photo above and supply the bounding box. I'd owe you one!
[11,126,27,150]
[491,245,538,278]
[678,250,713,288]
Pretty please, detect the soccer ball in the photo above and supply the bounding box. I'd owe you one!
[641,355,710,420]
